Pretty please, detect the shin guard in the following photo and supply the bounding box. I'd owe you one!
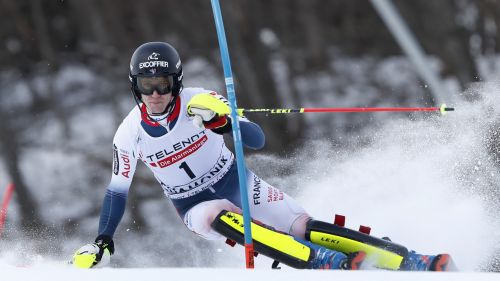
[306,219,408,270]
[212,211,314,269]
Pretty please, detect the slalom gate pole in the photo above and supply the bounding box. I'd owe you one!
[210,0,254,268]
[0,183,15,238]
[237,104,454,115]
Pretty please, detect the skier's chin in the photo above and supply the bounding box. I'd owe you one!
[147,103,168,115]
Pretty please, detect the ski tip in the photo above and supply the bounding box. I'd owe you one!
[430,254,458,272]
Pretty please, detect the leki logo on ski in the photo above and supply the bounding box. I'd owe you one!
[148,52,160,60]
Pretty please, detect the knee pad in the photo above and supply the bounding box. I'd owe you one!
[211,210,314,269]
[306,219,408,270]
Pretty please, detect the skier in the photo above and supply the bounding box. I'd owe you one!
[72,42,453,271]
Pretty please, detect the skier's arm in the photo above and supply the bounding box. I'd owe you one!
[73,122,138,269]
[187,92,265,149]
[213,116,265,150]
[72,178,135,269]
[98,137,138,239]
[97,186,130,238]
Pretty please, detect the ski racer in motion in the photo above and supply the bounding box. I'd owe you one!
[72,42,455,271]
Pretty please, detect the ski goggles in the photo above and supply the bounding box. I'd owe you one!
[136,75,173,95]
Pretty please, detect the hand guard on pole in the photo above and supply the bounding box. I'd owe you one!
[72,235,114,268]
[187,93,232,131]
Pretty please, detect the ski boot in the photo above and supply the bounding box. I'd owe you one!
[402,251,456,271]
[303,239,366,270]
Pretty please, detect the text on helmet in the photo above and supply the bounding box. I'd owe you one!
[139,60,169,69]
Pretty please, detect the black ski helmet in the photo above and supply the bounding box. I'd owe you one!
[129,42,183,100]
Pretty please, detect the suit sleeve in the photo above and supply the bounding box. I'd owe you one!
[238,116,265,150]
[211,115,265,150]
[97,120,138,238]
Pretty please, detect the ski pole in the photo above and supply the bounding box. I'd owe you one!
[236,104,454,116]
[0,183,15,238]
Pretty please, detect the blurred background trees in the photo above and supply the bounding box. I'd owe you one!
[0,0,499,269]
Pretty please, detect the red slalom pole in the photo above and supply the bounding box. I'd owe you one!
[0,183,15,237]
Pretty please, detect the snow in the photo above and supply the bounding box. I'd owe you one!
[0,267,498,281]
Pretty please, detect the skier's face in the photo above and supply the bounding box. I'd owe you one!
[142,90,173,114]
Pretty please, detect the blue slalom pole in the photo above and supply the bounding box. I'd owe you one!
[210,0,254,268]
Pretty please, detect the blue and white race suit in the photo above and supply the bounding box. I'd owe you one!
[99,87,308,240]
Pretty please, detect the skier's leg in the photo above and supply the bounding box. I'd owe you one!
[305,219,407,269]
[181,168,365,270]
[183,198,241,240]
[305,218,456,271]
[243,170,311,239]
[211,210,366,270]
[183,200,364,269]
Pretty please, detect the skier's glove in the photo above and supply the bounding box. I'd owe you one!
[187,93,231,131]
[72,235,114,268]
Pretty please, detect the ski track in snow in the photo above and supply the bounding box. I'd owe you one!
[2,84,500,279]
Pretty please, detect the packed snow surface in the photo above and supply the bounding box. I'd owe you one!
[1,267,499,281]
